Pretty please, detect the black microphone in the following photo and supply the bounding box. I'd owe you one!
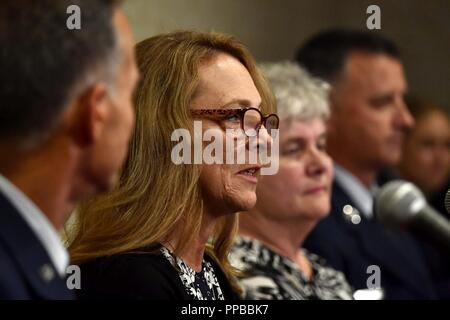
[374,180,450,252]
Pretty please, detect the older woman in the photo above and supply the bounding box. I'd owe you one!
[66,31,278,300]
[230,61,353,300]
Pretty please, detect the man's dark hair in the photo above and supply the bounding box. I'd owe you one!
[295,29,400,83]
[0,0,122,148]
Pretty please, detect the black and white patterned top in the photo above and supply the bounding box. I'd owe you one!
[230,236,354,300]
[160,247,225,300]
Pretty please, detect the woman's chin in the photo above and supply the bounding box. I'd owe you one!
[230,192,257,212]
[312,206,331,220]
[295,204,330,221]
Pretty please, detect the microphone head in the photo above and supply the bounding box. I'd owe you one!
[445,188,450,215]
[374,180,427,228]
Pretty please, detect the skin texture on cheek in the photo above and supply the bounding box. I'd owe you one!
[199,123,258,214]
[200,163,257,216]
[257,167,297,218]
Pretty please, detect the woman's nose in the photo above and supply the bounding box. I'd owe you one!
[246,126,273,151]
[305,149,327,176]
[245,126,276,166]
[258,125,273,148]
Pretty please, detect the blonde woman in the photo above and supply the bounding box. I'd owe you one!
[67,31,278,300]
[230,62,353,300]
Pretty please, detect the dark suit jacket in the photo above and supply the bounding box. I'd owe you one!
[0,193,75,300]
[303,179,436,299]
[78,249,240,300]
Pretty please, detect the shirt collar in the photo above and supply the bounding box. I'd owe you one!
[333,163,379,219]
[0,174,69,277]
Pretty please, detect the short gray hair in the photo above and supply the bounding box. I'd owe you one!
[259,61,330,122]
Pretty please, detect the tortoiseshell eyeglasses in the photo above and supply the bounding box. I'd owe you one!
[190,107,279,137]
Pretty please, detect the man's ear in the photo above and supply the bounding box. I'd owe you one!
[65,83,110,148]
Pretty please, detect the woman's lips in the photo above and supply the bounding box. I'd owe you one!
[236,166,261,183]
[304,186,327,195]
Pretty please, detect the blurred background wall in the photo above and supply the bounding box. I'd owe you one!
[123,0,450,110]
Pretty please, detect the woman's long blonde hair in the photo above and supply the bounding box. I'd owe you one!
[66,30,275,286]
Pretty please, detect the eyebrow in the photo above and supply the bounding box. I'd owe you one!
[221,99,261,109]
[283,132,327,144]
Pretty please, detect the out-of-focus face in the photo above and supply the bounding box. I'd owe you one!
[328,52,414,170]
[399,110,450,194]
[192,53,269,215]
[255,118,333,222]
[88,9,139,192]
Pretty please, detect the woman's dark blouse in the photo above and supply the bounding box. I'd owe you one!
[77,247,240,300]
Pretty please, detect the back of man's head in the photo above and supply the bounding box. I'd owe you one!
[0,0,121,149]
[295,29,400,83]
